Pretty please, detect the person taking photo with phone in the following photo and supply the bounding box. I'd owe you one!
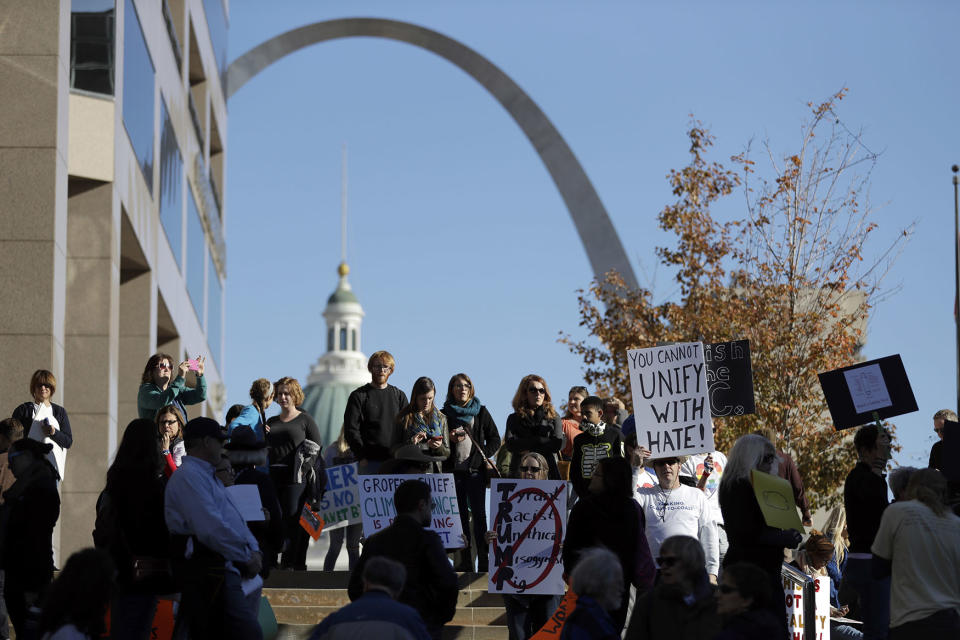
[137,353,206,423]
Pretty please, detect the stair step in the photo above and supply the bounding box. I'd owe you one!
[274,623,510,640]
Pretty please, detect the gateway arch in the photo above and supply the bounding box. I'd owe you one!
[228,17,638,288]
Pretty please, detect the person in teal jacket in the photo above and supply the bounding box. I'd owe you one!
[137,352,207,422]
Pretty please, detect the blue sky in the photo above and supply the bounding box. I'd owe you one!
[223,0,959,469]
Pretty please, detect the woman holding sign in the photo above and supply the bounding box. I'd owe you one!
[719,434,802,640]
[503,375,564,480]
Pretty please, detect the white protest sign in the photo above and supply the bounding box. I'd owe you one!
[317,463,361,532]
[359,473,464,548]
[784,575,831,640]
[627,342,714,457]
[488,479,567,596]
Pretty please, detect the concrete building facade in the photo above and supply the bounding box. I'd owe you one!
[0,0,229,559]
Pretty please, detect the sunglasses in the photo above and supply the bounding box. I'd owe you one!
[38,383,53,390]
[717,584,739,594]
[519,466,541,473]
[656,556,679,567]
[156,363,172,370]
[527,387,546,395]
[653,459,680,466]
[161,419,179,427]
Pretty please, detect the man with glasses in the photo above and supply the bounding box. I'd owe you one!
[343,351,409,474]
[928,408,955,472]
[635,455,719,584]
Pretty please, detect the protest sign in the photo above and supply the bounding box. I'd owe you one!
[784,574,831,640]
[703,339,755,416]
[627,342,715,457]
[530,590,577,639]
[317,463,362,531]
[751,469,804,531]
[488,479,567,595]
[818,354,917,430]
[359,473,464,548]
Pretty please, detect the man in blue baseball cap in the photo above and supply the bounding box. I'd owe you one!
[165,416,263,639]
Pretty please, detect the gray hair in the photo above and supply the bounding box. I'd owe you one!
[888,466,918,501]
[660,535,706,582]
[933,409,958,422]
[362,556,406,598]
[569,547,623,612]
[721,434,775,490]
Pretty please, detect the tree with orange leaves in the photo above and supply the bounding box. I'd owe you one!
[562,90,912,507]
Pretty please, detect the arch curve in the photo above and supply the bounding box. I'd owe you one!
[228,17,637,288]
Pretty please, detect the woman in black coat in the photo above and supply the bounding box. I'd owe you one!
[563,456,655,631]
[503,375,563,480]
[441,373,501,572]
[93,418,172,640]
[1,438,60,638]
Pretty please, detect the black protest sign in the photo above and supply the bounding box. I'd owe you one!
[817,354,917,430]
[703,340,755,417]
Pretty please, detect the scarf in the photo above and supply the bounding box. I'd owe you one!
[582,420,606,437]
[404,410,445,442]
[443,397,482,427]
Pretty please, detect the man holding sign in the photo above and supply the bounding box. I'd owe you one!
[348,480,457,640]
[627,342,715,458]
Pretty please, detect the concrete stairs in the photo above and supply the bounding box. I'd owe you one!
[264,571,510,639]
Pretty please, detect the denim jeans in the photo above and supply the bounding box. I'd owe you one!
[502,593,561,640]
[454,471,489,572]
[110,593,158,640]
[842,557,889,640]
[323,523,362,571]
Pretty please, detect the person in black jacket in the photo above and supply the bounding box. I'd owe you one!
[226,426,284,579]
[11,369,73,482]
[564,456,656,631]
[719,434,800,640]
[1,437,60,639]
[503,375,564,480]
[570,396,624,498]
[348,480,457,640]
[343,351,408,475]
[93,418,172,640]
[441,373,501,572]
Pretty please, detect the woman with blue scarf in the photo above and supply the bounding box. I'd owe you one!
[442,373,501,572]
[396,377,450,474]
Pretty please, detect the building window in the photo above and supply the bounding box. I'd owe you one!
[159,99,183,268]
[202,0,228,86]
[207,254,222,366]
[71,0,115,95]
[352,329,357,352]
[340,328,347,351]
[327,328,334,353]
[122,0,155,192]
[186,189,205,322]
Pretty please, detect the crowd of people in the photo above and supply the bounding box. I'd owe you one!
[0,351,956,640]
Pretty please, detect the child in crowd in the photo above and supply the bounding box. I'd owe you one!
[570,396,624,497]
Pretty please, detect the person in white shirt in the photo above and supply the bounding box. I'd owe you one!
[165,417,263,640]
[682,450,728,565]
[636,455,719,582]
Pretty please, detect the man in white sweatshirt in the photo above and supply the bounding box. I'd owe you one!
[635,454,719,583]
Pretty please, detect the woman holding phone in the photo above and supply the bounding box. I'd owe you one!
[136,353,206,423]
[396,377,450,474]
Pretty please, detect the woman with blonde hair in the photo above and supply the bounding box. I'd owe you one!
[322,424,363,571]
[227,378,273,440]
[266,376,322,571]
[503,375,563,480]
[156,404,186,476]
[396,377,450,474]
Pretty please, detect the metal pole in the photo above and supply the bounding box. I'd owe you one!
[954,165,959,414]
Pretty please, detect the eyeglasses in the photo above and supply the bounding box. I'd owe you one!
[519,466,541,473]
[161,419,179,427]
[527,387,546,395]
[156,363,172,370]
[717,584,739,594]
[656,556,679,567]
